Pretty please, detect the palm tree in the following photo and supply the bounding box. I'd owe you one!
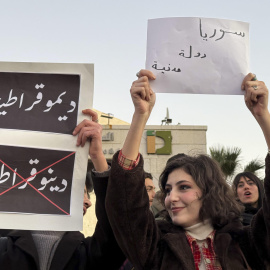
[209,146,242,182]
[210,146,265,184]
[243,158,264,174]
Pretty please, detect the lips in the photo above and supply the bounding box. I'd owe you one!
[171,207,184,213]
[244,191,251,196]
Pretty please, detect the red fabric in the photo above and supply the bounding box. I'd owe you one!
[185,231,222,270]
[118,150,140,170]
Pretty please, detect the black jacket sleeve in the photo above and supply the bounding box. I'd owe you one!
[85,170,126,269]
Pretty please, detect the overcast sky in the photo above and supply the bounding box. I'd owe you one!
[0,0,269,174]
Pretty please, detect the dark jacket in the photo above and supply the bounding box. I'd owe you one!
[242,205,258,225]
[106,152,270,270]
[0,173,125,270]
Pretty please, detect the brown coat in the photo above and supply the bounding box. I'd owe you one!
[106,153,270,270]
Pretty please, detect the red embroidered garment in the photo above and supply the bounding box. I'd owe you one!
[185,231,222,270]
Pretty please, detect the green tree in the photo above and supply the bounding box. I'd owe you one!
[210,146,264,184]
[209,146,241,181]
[243,158,264,174]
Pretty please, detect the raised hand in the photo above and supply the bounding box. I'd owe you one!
[122,70,156,160]
[131,69,156,118]
[242,73,270,149]
[242,73,269,119]
[73,109,107,172]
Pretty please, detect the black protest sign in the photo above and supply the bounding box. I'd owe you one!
[0,63,93,230]
[0,145,75,215]
[0,72,80,134]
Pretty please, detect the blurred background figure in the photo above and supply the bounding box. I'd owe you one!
[232,171,264,225]
[144,171,156,207]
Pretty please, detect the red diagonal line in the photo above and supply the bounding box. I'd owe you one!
[18,180,70,215]
[0,151,75,215]
[0,152,75,195]
[0,159,47,193]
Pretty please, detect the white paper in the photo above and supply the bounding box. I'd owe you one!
[0,62,94,231]
[146,17,249,95]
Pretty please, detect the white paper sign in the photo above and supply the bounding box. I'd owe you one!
[0,62,94,231]
[146,17,249,95]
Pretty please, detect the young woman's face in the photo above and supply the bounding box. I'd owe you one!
[164,168,202,227]
[236,176,259,208]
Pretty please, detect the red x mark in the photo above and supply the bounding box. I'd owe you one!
[0,151,76,215]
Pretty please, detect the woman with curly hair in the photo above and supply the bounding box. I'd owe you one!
[106,70,270,269]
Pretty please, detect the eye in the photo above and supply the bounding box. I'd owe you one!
[179,185,190,191]
[164,188,171,195]
[238,183,244,188]
[248,181,255,186]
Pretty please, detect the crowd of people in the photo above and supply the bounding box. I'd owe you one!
[0,70,270,269]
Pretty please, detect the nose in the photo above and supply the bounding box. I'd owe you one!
[243,183,249,189]
[84,196,92,209]
[151,189,156,199]
[168,189,178,202]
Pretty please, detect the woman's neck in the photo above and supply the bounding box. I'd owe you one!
[185,219,213,240]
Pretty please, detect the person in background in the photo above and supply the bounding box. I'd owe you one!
[0,109,125,270]
[150,190,165,219]
[106,70,270,269]
[144,171,156,207]
[232,171,264,225]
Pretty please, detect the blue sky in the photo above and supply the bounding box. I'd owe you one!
[0,0,269,173]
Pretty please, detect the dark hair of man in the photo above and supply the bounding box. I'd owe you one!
[232,172,264,209]
[159,154,242,228]
[144,171,153,180]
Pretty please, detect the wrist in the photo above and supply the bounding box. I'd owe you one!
[132,111,149,125]
[90,152,108,172]
[134,107,151,118]
[121,112,148,160]
[254,110,270,122]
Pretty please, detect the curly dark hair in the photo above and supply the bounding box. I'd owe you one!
[159,154,242,228]
[232,172,264,209]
